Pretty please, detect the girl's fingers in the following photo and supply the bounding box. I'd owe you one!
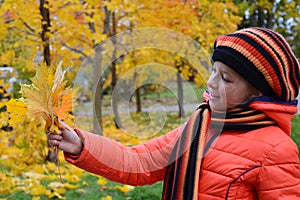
[48,139,60,147]
[59,120,72,131]
[47,133,63,141]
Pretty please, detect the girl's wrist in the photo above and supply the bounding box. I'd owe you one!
[72,137,84,155]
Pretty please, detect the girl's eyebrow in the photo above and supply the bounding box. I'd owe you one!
[220,68,234,77]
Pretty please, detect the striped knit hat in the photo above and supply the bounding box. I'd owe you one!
[212,27,300,102]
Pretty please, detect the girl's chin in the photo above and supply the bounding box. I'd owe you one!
[209,102,227,112]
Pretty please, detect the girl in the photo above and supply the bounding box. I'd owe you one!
[48,27,300,199]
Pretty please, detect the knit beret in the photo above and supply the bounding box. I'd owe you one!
[212,27,300,102]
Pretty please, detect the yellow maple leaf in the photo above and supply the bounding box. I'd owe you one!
[97,177,108,186]
[115,185,135,194]
[6,99,28,124]
[21,85,52,119]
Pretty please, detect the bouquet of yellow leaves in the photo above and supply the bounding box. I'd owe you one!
[6,61,77,183]
[7,61,76,131]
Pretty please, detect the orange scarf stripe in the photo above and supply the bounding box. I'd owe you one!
[212,113,267,123]
[193,108,211,198]
[176,110,199,199]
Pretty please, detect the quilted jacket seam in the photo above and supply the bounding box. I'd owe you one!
[226,165,262,200]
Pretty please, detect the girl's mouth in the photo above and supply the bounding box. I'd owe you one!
[209,92,220,100]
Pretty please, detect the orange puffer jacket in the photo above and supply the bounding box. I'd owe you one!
[65,101,300,199]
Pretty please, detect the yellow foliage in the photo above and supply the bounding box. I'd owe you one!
[0,120,85,198]
[107,1,119,11]
[0,50,15,66]
[97,177,108,186]
[115,184,134,194]
[6,99,27,124]
[48,191,65,199]
[101,195,113,200]
[63,171,82,183]
[64,183,80,190]
[30,184,48,196]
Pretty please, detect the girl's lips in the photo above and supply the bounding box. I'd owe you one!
[209,93,220,100]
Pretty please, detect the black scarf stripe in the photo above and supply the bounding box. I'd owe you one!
[213,110,264,120]
[184,106,207,199]
[211,121,276,131]
[164,109,201,200]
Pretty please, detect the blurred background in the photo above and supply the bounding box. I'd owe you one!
[0,0,299,199]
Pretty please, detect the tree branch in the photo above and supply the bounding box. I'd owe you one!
[18,17,36,34]
[61,42,93,63]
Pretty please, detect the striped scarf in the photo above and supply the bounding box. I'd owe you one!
[162,102,276,200]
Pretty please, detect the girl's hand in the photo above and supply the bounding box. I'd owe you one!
[48,121,83,155]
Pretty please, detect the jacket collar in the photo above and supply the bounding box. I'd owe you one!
[248,96,298,136]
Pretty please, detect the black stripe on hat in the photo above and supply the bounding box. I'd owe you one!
[212,46,276,97]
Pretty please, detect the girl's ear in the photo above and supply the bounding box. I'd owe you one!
[247,89,263,101]
[255,90,263,97]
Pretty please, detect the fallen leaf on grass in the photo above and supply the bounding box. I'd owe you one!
[115,184,135,194]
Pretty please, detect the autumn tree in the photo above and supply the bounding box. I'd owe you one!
[235,0,300,58]
[120,0,241,117]
[0,0,242,133]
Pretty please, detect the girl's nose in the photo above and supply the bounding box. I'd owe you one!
[207,73,217,89]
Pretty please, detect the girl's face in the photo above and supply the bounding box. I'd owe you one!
[207,61,259,112]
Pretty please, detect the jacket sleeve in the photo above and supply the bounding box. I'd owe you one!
[64,126,182,186]
[256,138,300,199]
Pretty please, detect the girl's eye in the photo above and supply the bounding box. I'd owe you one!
[221,75,230,82]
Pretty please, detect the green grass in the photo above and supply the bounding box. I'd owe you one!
[291,115,300,158]
[63,174,163,200]
[63,173,163,200]
[1,177,163,200]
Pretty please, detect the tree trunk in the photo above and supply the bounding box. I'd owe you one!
[86,8,103,134]
[133,68,142,113]
[93,45,103,134]
[39,0,51,66]
[110,11,122,129]
[177,70,184,118]
[257,7,264,27]
[135,87,141,113]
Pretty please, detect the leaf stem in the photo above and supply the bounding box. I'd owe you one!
[54,145,64,184]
